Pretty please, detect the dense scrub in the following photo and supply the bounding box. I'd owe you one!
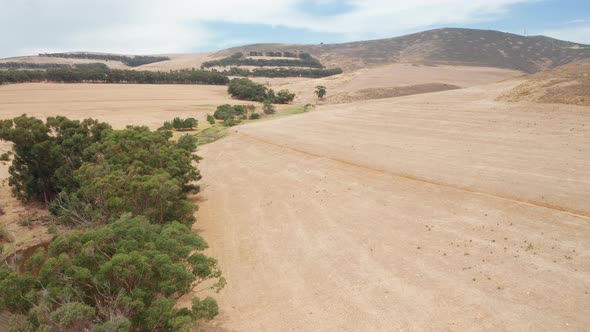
[227,78,295,103]
[223,67,343,78]
[160,117,198,131]
[0,68,229,85]
[40,53,170,67]
[0,116,223,331]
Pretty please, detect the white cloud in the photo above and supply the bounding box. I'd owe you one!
[0,0,536,57]
[542,25,590,44]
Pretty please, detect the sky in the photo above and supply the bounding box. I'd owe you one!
[0,0,589,58]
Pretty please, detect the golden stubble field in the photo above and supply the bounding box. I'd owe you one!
[0,65,589,331]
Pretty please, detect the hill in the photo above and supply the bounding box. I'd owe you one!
[2,28,590,74]
[498,58,590,106]
[218,28,590,73]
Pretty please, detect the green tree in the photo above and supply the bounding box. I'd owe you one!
[214,104,236,120]
[0,115,111,205]
[51,127,200,225]
[0,215,224,331]
[315,85,327,99]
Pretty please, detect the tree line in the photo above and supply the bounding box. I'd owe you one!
[40,53,171,67]
[0,62,109,70]
[201,53,323,68]
[0,67,229,85]
[0,115,224,331]
[223,66,343,78]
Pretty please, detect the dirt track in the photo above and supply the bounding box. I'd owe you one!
[193,81,590,331]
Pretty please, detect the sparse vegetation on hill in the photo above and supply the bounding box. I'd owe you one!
[40,52,171,67]
[0,115,223,331]
[0,67,229,85]
[498,58,590,106]
[222,28,590,72]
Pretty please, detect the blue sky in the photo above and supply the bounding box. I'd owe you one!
[0,0,589,57]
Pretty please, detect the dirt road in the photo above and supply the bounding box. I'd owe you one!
[193,82,590,331]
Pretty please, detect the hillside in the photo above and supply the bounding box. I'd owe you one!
[2,28,589,74]
[498,58,590,106]
[219,28,590,72]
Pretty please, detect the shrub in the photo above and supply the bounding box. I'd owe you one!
[223,118,240,127]
[47,225,57,234]
[0,153,8,161]
[275,89,296,104]
[0,225,13,243]
[263,101,276,115]
[233,105,245,116]
[214,104,236,120]
[206,114,215,125]
[249,113,261,120]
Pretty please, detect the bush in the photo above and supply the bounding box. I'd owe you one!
[223,118,240,127]
[275,89,296,104]
[214,104,236,120]
[0,153,9,161]
[207,114,215,125]
[172,117,197,130]
[47,225,57,234]
[249,113,261,120]
[263,101,276,115]
[233,105,245,116]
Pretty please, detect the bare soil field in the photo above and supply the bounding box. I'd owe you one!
[257,63,522,104]
[191,81,590,331]
[0,83,237,129]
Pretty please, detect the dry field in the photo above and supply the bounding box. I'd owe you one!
[0,83,236,129]
[255,63,522,104]
[191,81,590,331]
[0,64,588,331]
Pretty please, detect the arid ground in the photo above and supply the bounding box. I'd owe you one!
[1,63,589,331]
[191,81,590,331]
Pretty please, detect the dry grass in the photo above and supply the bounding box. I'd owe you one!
[498,58,590,106]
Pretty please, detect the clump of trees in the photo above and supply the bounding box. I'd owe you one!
[227,78,295,104]
[213,104,260,126]
[224,67,343,78]
[161,117,198,131]
[40,53,171,67]
[0,115,224,331]
[0,68,229,85]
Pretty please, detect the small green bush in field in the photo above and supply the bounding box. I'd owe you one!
[249,113,261,120]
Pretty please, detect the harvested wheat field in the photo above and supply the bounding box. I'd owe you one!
[190,80,590,331]
[0,83,236,129]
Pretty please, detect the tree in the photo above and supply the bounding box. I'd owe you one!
[52,126,200,225]
[227,78,268,102]
[315,85,327,99]
[0,215,224,331]
[0,115,111,205]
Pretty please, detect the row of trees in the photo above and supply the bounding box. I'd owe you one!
[0,115,223,331]
[222,66,343,78]
[248,51,298,57]
[0,62,108,70]
[202,55,323,69]
[227,78,295,103]
[0,68,229,85]
[160,117,198,131]
[40,53,171,67]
